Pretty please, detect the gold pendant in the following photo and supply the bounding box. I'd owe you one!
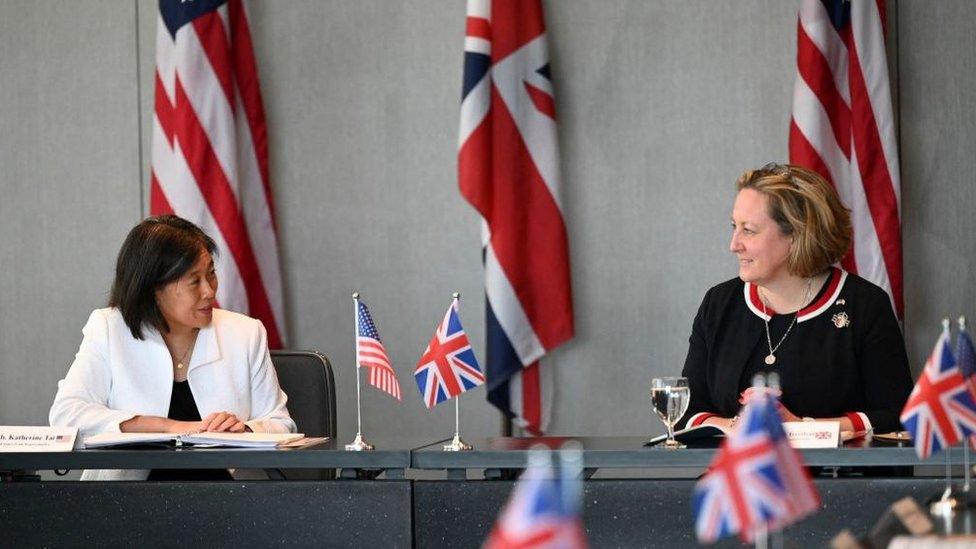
[764,354,776,365]
[177,363,184,369]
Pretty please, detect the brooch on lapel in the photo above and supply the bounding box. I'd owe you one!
[832,312,851,328]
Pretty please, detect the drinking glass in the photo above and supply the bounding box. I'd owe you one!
[650,377,690,449]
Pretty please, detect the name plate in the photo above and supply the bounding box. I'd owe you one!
[783,421,840,448]
[0,426,77,452]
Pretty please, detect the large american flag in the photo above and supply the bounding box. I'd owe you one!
[458,0,574,435]
[789,0,902,317]
[151,0,286,347]
[900,327,976,459]
[694,392,820,544]
[356,299,401,401]
[414,298,485,409]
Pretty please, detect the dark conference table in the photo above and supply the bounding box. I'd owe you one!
[412,436,957,547]
[0,436,960,547]
[0,438,413,547]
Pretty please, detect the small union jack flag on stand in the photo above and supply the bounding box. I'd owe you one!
[414,295,485,409]
[693,388,819,543]
[900,322,976,459]
[415,294,485,451]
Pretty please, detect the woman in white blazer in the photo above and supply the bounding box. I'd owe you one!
[50,215,295,480]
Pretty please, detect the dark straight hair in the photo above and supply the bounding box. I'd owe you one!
[108,215,218,340]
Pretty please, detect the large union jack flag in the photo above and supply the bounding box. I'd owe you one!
[414,298,485,409]
[694,393,819,544]
[151,0,286,347]
[900,327,976,459]
[458,0,574,435]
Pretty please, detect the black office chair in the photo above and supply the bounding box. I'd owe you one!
[270,350,337,479]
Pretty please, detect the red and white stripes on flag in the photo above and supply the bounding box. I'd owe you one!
[459,0,574,434]
[356,298,402,401]
[150,0,286,347]
[790,0,903,317]
[362,340,401,401]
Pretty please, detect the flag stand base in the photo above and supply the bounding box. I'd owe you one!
[443,433,473,452]
[344,432,375,451]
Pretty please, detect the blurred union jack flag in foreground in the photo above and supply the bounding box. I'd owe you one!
[414,297,485,408]
[901,326,976,459]
[356,298,401,401]
[694,392,820,543]
[484,451,586,549]
[458,0,574,434]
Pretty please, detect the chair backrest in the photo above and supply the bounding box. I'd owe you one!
[270,350,337,439]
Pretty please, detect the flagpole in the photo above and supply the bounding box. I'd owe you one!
[960,317,974,535]
[444,292,474,452]
[930,318,959,523]
[945,319,953,492]
[345,292,374,451]
[559,440,584,498]
[962,316,973,493]
[755,373,772,549]
[947,449,953,489]
[753,524,768,549]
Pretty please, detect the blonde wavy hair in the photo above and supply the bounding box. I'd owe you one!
[736,163,852,278]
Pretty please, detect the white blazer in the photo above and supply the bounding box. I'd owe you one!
[50,307,296,480]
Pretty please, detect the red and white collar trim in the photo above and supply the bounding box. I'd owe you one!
[743,267,847,323]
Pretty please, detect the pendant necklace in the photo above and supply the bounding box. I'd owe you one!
[174,330,199,370]
[760,278,813,366]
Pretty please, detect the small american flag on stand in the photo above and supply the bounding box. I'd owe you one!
[693,390,819,543]
[356,299,401,401]
[957,318,976,450]
[955,317,976,402]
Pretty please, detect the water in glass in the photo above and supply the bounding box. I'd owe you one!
[650,377,690,448]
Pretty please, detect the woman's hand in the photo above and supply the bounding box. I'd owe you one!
[121,416,204,433]
[165,419,204,433]
[773,402,802,423]
[738,387,802,422]
[200,411,247,432]
[738,386,780,405]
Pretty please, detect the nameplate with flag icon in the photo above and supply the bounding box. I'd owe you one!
[0,426,77,452]
[783,421,840,448]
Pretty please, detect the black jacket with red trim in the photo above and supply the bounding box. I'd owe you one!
[678,269,912,433]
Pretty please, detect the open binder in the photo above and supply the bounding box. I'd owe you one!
[83,431,306,449]
[645,424,729,446]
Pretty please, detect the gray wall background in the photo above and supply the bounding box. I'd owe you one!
[1,1,973,444]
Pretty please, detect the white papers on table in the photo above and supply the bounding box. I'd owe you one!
[83,432,305,449]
